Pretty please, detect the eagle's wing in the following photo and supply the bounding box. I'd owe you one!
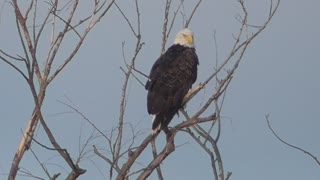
[146,45,198,117]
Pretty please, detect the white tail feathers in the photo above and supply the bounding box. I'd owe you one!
[152,115,156,123]
[152,124,161,135]
[151,115,161,135]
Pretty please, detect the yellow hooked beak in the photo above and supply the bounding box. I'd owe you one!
[186,35,193,45]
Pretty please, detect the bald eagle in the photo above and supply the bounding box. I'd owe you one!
[145,28,199,134]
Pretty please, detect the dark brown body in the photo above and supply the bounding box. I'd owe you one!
[145,44,199,132]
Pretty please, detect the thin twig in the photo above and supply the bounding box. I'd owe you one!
[0,55,28,81]
[185,0,202,28]
[161,0,172,54]
[167,0,184,39]
[184,128,219,179]
[29,147,53,179]
[29,134,65,151]
[0,49,25,61]
[114,2,137,37]
[58,101,112,144]
[50,10,81,39]
[265,114,320,167]
[93,145,121,173]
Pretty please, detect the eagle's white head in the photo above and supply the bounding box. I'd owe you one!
[174,28,194,48]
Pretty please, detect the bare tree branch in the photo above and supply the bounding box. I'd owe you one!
[266,114,320,167]
[137,135,175,179]
[6,1,117,179]
[117,133,158,179]
[93,145,121,173]
[58,100,112,144]
[47,0,116,83]
[114,2,137,37]
[182,0,280,111]
[0,55,28,81]
[167,0,185,39]
[161,0,172,54]
[184,128,219,179]
[29,147,56,180]
[151,140,164,180]
[185,0,202,28]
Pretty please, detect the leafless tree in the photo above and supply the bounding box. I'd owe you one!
[0,0,280,179]
[1,0,115,179]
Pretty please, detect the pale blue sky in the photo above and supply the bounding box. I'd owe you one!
[0,0,319,179]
